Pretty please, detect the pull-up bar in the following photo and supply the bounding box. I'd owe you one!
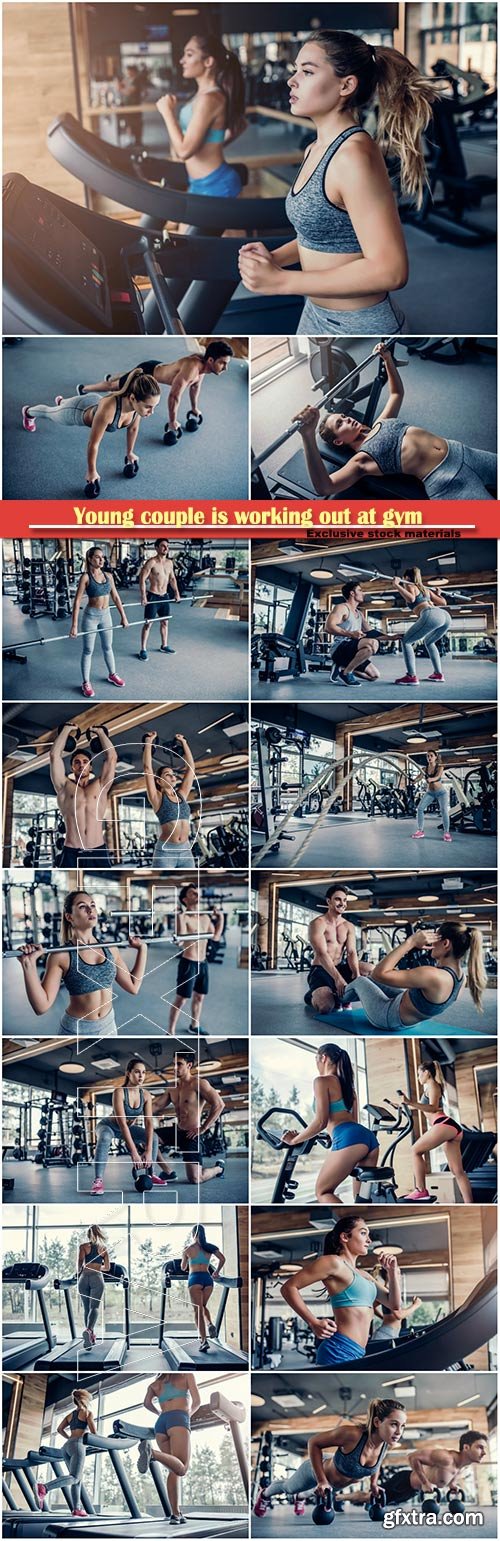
[251,337,399,471]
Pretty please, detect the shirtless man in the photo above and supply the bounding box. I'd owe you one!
[153,1049,225,1185]
[326,582,380,689]
[168,883,225,1037]
[351,1429,489,1510]
[50,722,117,868]
[138,538,181,660]
[304,883,371,1014]
[78,341,234,435]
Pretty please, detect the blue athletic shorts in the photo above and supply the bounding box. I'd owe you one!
[155,1411,190,1434]
[189,1272,213,1289]
[331,1121,379,1153]
[316,1331,366,1365]
[188,164,242,197]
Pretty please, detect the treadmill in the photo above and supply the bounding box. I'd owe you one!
[2,1262,56,1369]
[158,1258,248,1369]
[34,1261,129,1371]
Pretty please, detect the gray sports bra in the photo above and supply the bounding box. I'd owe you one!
[335,1430,387,1480]
[108,1085,145,1131]
[87,570,111,599]
[157,791,190,824]
[62,944,116,996]
[362,419,410,476]
[285,127,367,253]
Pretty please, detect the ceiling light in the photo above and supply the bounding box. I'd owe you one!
[251,1393,265,1406]
[198,714,235,734]
[310,568,334,580]
[58,1060,86,1075]
[271,1393,306,1408]
[457,1394,481,1407]
[417,895,439,902]
[371,1244,403,1256]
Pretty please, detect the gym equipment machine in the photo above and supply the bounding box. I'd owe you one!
[158,1257,247,1368]
[34,1262,130,1370]
[2,1263,57,1369]
[256,1107,330,1202]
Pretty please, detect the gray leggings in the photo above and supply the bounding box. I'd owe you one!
[29,393,101,427]
[342,975,408,1029]
[416,786,450,835]
[297,294,405,336]
[78,1267,104,1331]
[402,606,451,676]
[423,440,497,500]
[94,1119,159,1180]
[42,1438,86,1510]
[152,839,195,869]
[81,606,115,683]
[265,1458,317,1498]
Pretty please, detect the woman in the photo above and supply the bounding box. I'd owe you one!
[294,346,497,505]
[280,1216,401,1365]
[156,33,246,198]
[18,889,147,1038]
[239,31,437,334]
[280,1043,379,1203]
[36,1389,95,1518]
[412,750,452,842]
[393,566,453,684]
[254,1397,406,1518]
[22,371,161,496]
[91,1054,166,1196]
[143,731,196,869]
[139,1373,201,1525]
[181,1222,226,1351]
[70,546,128,699]
[371,1265,422,1341]
[398,1059,473,1204]
[340,921,486,1029]
[77,1225,109,1350]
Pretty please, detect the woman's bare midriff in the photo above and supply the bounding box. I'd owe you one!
[88,598,110,610]
[298,245,386,310]
[326,1301,372,1347]
[65,988,114,1021]
[185,145,225,180]
[364,424,450,478]
[160,820,191,845]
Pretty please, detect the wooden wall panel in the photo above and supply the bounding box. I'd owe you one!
[3,3,82,203]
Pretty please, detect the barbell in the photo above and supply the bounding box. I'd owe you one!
[1,599,198,656]
[4,934,216,959]
[251,336,399,470]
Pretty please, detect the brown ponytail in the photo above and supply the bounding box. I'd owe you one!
[420,1059,445,1095]
[114,368,160,402]
[324,1217,360,1254]
[366,1397,405,1437]
[309,31,438,206]
[124,1056,146,1084]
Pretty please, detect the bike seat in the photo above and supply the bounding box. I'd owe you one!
[353,1164,395,1181]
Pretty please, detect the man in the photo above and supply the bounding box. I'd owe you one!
[168,884,225,1037]
[50,722,117,868]
[304,883,371,1015]
[325,581,380,688]
[153,1050,225,1185]
[78,341,234,435]
[138,538,181,660]
[352,1430,489,1510]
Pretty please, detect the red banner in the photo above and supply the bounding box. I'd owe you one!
[0,498,497,538]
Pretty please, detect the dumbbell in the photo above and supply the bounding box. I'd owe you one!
[133,1164,153,1193]
[123,456,139,479]
[368,1488,386,1522]
[163,425,182,446]
[84,477,101,499]
[185,410,203,433]
[312,1488,334,1526]
[421,1488,441,1516]
[447,1488,465,1516]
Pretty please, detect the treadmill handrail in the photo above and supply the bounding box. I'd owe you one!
[364,1266,497,1370]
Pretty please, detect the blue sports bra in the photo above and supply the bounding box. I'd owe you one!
[179,98,225,144]
[285,126,367,253]
[188,1247,212,1275]
[329,1263,377,1310]
[87,570,111,599]
[335,1429,387,1480]
[62,943,116,996]
[408,964,463,1018]
[158,1379,189,1405]
[157,790,191,824]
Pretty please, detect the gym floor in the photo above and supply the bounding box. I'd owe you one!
[2,337,249,500]
[2,1153,248,1206]
[3,579,249,701]
[250,972,498,1036]
[251,652,497,704]
[253,813,497,871]
[3,941,249,1037]
[250,1503,497,1537]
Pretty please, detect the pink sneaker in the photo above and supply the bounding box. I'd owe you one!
[22,405,36,432]
[82,682,95,698]
[36,1484,47,1508]
[294,1499,305,1516]
[394,673,419,685]
[254,1494,268,1518]
[425,673,445,682]
[401,1188,431,1202]
[107,672,125,687]
[54,395,63,406]
[411,830,425,839]
[91,1177,104,1195]
[443,833,453,842]
[72,1509,87,1517]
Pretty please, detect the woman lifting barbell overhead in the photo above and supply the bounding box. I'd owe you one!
[17,888,148,1038]
[181,1221,226,1352]
[280,1217,401,1364]
[339,921,487,1029]
[22,370,161,497]
[294,343,498,498]
[70,546,129,699]
[254,1398,406,1519]
[398,1060,473,1204]
[239,30,440,334]
[143,731,196,870]
[280,1042,379,1204]
[91,1055,168,1196]
[156,33,246,199]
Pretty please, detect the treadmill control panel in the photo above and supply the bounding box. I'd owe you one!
[3,174,113,328]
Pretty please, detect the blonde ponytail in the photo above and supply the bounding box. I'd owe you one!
[467,927,487,1014]
[373,47,438,207]
[114,368,160,403]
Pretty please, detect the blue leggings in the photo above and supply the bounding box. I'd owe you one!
[416,787,450,835]
[402,606,451,676]
[316,1330,365,1365]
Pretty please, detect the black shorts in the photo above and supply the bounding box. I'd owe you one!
[177,1128,201,1160]
[384,1470,416,1506]
[176,956,209,999]
[118,361,161,389]
[304,960,353,1009]
[332,637,370,671]
[144,591,171,620]
[57,844,113,869]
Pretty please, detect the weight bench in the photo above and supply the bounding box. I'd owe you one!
[274,444,427,501]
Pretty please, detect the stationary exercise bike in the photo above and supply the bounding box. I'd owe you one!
[256,1108,330,1203]
[353,1097,437,1204]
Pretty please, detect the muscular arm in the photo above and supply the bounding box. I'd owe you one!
[325,602,358,640]
[344,920,360,980]
[308,1425,349,1489]
[70,574,88,637]
[408,1446,450,1492]
[176,734,196,798]
[49,723,75,793]
[18,950,66,1014]
[374,349,404,421]
[93,727,117,793]
[86,397,116,480]
[198,1078,225,1132]
[139,557,155,605]
[126,418,140,460]
[281,1257,342,1335]
[142,735,161,811]
[109,576,128,626]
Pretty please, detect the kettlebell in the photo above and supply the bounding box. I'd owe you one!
[185,410,203,432]
[87,724,111,756]
[59,724,81,755]
[368,1488,386,1522]
[422,1488,441,1516]
[447,1488,465,1516]
[133,1166,153,1193]
[123,456,139,478]
[84,477,100,498]
[312,1488,334,1526]
[163,425,182,446]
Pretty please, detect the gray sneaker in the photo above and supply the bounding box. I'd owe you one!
[137,1439,152,1474]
